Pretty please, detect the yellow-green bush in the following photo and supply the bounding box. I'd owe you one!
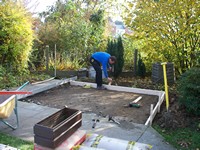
[0,1,33,73]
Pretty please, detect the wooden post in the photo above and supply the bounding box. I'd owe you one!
[46,45,49,71]
[150,104,154,125]
[133,49,138,76]
[54,44,57,77]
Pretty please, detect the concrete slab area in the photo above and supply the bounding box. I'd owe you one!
[0,79,176,150]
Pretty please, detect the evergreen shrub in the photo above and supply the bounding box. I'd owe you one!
[177,67,200,115]
[137,55,146,78]
[106,36,124,78]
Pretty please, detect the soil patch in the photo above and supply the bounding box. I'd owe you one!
[21,83,159,124]
[20,77,199,130]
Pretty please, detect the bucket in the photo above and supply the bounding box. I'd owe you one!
[88,66,105,79]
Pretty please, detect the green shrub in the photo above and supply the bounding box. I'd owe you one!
[106,36,124,78]
[0,65,51,89]
[137,55,146,78]
[0,1,34,73]
[177,67,200,115]
[0,66,18,89]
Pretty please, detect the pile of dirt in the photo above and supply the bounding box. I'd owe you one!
[153,93,199,129]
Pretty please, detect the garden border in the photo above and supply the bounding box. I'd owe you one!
[69,80,165,126]
[16,77,165,126]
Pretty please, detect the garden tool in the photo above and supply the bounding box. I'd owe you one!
[123,96,142,108]
[108,115,120,125]
[92,112,102,128]
[129,96,142,108]
[92,118,100,128]
[129,103,141,108]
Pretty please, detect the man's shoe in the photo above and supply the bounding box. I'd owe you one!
[97,86,107,90]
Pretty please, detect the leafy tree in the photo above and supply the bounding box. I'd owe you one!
[89,9,106,52]
[124,0,200,75]
[0,0,34,73]
[34,0,108,70]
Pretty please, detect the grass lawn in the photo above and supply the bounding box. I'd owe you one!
[0,132,33,150]
[153,125,200,150]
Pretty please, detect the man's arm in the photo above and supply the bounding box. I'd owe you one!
[102,64,108,78]
[102,64,112,83]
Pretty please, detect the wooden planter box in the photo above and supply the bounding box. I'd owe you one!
[34,107,82,148]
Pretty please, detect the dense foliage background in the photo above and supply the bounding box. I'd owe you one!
[124,0,199,74]
[0,0,33,73]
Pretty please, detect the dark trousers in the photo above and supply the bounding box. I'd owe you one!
[90,57,102,87]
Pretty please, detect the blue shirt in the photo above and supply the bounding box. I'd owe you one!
[92,52,111,78]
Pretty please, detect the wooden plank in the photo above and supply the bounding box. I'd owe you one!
[131,96,142,103]
[70,81,164,96]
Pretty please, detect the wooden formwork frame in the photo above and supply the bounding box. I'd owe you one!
[69,80,165,126]
[11,77,165,127]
